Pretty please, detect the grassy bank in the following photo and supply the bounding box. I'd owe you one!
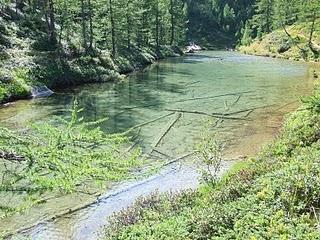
[0,6,183,105]
[104,85,320,239]
[239,24,320,63]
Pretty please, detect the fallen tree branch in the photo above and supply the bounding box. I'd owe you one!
[282,24,307,57]
[130,112,175,130]
[122,91,254,110]
[164,109,249,121]
[231,95,241,106]
[162,151,198,167]
[152,148,172,159]
[273,101,297,112]
[212,104,276,117]
[125,140,141,153]
[184,81,200,87]
[151,113,182,153]
[243,109,254,118]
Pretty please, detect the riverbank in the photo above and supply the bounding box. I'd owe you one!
[0,51,315,239]
[104,86,320,238]
[0,6,183,105]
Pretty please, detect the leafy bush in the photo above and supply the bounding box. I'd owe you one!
[0,68,31,103]
[0,101,144,215]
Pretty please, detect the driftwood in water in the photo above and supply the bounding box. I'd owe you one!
[274,101,297,112]
[152,148,172,159]
[231,95,241,106]
[122,91,254,110]
[164,103,276,121]
[211,104,276,117]
[184,81,200,87]
[130,112,175,130]
[125,140,141,153]
[164,109,248,121]
[243,110,254,118]
[151,113,182,153]
[162,151,197,167]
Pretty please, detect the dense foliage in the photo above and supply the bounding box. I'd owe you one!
[1,0,318,104]
[0,0,185,103]
[240,0,320,60]
[0,0,187,55]
[104,87,320,239]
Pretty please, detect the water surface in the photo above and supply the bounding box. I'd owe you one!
[0,51,317,239]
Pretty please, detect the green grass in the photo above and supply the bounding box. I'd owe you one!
[239,23,320,62]
[104,86,320,239]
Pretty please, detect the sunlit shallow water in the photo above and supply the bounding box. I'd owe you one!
[0,51,318,239]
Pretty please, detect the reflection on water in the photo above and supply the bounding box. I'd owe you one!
[0,51,317,239]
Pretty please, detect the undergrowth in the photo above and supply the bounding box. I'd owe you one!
[239,23,320,62]
[0,101,144,218]
[104,88,320,239]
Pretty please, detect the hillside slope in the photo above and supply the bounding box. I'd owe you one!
[239,24,320,62]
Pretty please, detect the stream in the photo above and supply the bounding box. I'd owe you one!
[0,51,317,239]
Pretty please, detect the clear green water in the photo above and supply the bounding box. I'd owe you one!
[0,51,318,239]
[0,51,316,157]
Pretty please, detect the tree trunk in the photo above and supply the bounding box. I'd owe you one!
[47,0,56,46]
[88,0,94,51]
[80,0,88,53]
[109,0,116,57]
[170,0,174,45]
[156,0,160,49]
[170,0,175,45]
[308,11,316,47]
[308,11,319,57]
[126,0,131,50]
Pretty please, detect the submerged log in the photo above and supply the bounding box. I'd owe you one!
[121,91,254,110]
[152,148,172,159]
[162,151,197,167]
[164,109,249,121]
[130,112,175,130]
[151,112,182,153]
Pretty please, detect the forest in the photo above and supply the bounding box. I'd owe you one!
[0,0,319,103]
[0,0,320,239]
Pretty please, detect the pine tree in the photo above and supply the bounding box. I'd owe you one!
[254,0,274,37]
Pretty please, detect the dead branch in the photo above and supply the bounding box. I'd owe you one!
[282,24,306,55]
[151,113,182,153]
[125,140,141,153]
[121,91,254,110]
[130,112,175,130]
[162,151,198,167]
[164,109,249,121]
[152,148,172,159]
[231,95,241,106]
[216,104,275,117]
[184,81,200,87]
